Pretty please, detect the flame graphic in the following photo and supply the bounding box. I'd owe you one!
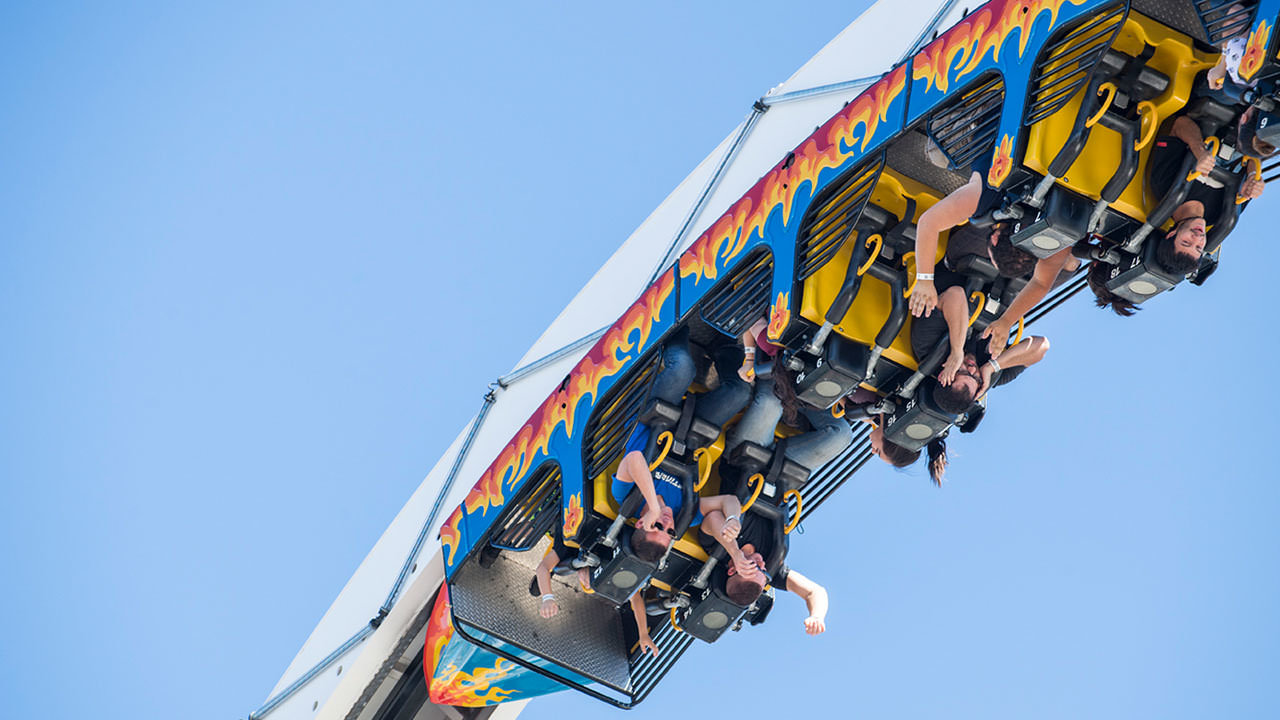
[452,272,676,536]
[439,506,463,567]
[425,583,455,694]
[430,659,518,707]
[679,65,908,286]
[1241,18,1271,81]
[563,492,583,538]
[766,291,791,341]
[988,134,1014,187]
[424,585,519,706]
[912,0,1084,95]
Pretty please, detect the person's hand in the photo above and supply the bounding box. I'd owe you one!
[909,279,938,317]
[939,351,963,386]
[638,633,660,657]
[720,515,741,544]
[639,504,661,531]
[732,554,761,581]
[539,595,559,619]
[737,360,755,383]
[976,362,996,399]
[803,616,826,636]
[1207,59,1226,90]
[1194,150,1216,177]
[1242,177,1264,200]
[981,320,1010,359]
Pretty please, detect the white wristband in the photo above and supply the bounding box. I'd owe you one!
[988,358,1001,373]
[916,272,934,281]
[744,347,756,357]
[540,593,555,602]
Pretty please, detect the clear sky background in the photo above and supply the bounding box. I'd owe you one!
[2,3,1277,719]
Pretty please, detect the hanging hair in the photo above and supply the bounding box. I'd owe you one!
[725,574,766,606]
[1087,261,1139,317]
[933,381,976,414]
[631,530,669,563]
[1155,232,1202,276]
[990,223,1037,278]
[771,362,802,427]
[926,437,948,486]
[880,438,921,468]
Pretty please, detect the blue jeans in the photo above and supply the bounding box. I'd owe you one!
[650,339,752,427]
[727,376,853,470]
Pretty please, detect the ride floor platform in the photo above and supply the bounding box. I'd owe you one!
[449,537,633,693]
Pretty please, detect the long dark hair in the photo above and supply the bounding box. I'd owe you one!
[771,362,802,426]
[926,437,948,486]
[879,419,947,487]
[1087,261,1139,317]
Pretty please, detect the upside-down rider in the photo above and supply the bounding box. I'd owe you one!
[533,328,753,654]
[1088,103,1274,315]
[698,504,829,636]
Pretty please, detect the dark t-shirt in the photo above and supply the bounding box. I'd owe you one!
[699,513,790,589]
[1148,135,1226,223]
[550,521,572,563]
[909,308,1026,388]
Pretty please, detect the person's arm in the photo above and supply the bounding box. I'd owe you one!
[1171,115,1216,176]
[785,570,829,636]
[630,592,659,656]
[699,499,758,577]
[617,450,662,530]
[976,336,1050,398]
[936,286,970,386]
[981,248,1071,357]
[911,172,983,318]
[739,318,767,382]
[535,547,561,619]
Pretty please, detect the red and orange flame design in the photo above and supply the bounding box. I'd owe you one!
[453,272,676,537]
[766,292,791,342]
[425,583,455,693]
[1241,18,1271,81]
[439,506,464,567]
[562,492,583,538]
[988,134,1014,188]
[679,65,909,286]
[913,0,1084,94]
[430,659,517,707]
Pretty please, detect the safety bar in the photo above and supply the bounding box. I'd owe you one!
[1122,150,1200,252]
[805,231,874,355]
[1087,110,1141,232]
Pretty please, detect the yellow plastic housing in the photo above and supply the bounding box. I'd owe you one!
[1023,11,1218,222]
[800,169,948,369]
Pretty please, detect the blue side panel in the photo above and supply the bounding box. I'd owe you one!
[905,0,1102,186]
[438,267,677,577]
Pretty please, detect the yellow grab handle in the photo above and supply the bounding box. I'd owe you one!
[968,291,986,327]
[740,473,765,513]
[692,448,711,492]
[1135,101,1157,151]
[901,251,918,298]
[1187,137,1221,182]
[783,489,803,534]
[831,401,845,419]
[1085,83,1116,128]
[1014,316,1024,345]
[1237,157,1262,205]
[648,430,673,471]
[857,234,883,276]
[669,607,684,633]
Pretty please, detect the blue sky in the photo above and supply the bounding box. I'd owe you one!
[1,3,1276,719]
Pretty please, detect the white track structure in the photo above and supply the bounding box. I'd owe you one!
[251,2,976,718]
